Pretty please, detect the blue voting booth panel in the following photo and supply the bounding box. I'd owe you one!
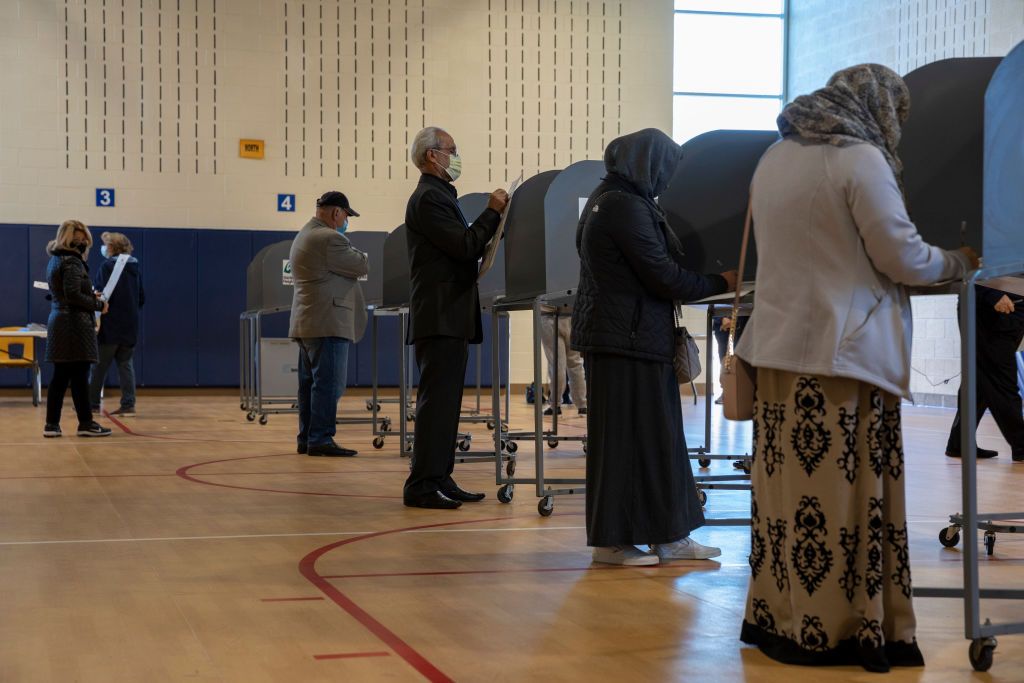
[197,230,251,385]
[0,225,30,387]
[143,229,198,386]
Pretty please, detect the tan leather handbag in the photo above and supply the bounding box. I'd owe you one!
[720,201,756,421]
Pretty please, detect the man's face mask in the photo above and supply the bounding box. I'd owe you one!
[435,149,462,182]
[336,217,349,235]
[100,244,109,258]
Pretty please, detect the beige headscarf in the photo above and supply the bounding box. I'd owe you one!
[778,64,911,189]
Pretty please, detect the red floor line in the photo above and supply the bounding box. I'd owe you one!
[299,516,512,683]
[0,468,416,481]
[313,652,390,660]
[260,597,325,602]
[320,564,675,580]
[175,458,403,500]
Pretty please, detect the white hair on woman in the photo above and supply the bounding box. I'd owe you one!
[410,126,447,169]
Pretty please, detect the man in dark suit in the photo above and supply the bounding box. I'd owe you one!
[403,126,509,509]
[946,286,1024,462]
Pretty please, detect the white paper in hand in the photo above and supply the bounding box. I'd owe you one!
[478,172,523,280]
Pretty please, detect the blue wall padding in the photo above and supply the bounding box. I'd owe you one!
[0,225,30,387]
[0,223,509,389]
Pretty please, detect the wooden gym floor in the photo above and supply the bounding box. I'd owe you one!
[0,387,1022,682]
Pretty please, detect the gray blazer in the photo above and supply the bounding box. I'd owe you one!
[288,217,370,342]
[736,138,969,399]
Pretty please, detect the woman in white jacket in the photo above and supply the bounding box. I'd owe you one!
[736,64,979,673]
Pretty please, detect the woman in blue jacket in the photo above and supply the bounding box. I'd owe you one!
[89,232,144,417]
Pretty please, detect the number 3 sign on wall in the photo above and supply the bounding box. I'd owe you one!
[96,188,115,207]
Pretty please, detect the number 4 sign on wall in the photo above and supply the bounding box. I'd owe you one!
[277,194,295,212]
[96,188,115,207]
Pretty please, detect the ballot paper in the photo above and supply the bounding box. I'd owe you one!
[478,172,523,280]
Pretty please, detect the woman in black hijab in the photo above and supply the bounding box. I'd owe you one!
[571,128,737,565]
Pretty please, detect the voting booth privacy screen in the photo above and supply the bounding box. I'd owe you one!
[983,44,1024,270]
[661,129,778,281]
[899,57,1002,255]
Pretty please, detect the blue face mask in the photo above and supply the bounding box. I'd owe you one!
[100,245,109,258]
[337,218,349,235]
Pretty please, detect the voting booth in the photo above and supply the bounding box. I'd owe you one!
[503,161,605,302]
[241,240,298,425]
[899,57,1002,253]
[982,46,1024,271]
[246,240,294,312]
[381,225,410,308]
[661,129,779,280]
[347,231,387,307]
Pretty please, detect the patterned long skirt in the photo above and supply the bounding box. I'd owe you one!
[740,369,924,673]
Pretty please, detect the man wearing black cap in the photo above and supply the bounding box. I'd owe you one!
[288,191,369,457]
[402,126,509,509]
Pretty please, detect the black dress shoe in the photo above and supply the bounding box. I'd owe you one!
[308,440,357,457]
[945,447,998,459]
[442,486,486,502]
[404,490,462,509]
[297,442,308,454]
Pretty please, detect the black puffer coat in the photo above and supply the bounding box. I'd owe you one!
[45,247,104,363]
[571,130,727,363]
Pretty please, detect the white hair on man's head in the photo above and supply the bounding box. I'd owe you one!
[410,126,447,169]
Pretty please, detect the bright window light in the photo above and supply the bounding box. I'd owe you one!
[672,2,787,144]
[672,95,782,144]
[673,14,784,95]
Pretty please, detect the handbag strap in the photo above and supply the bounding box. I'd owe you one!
[726,200,753,361]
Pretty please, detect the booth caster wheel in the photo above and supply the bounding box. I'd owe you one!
[698,458,711,468]
[497,484,514,503]
[458,439,471,452]
[246,412,255,422]
[365,401,381,411]
[538,496,554,517]
[582,439,588,454]
[506,459,516,477]
[379,420,392,433]
[502,440,518,454]
[240,402,245,410]
[259,415,268,425]
[969,637,997,672]
[938,526,961,548]
[547,438,559,449]
[985,531,996,556]
[373,437,385,450]
[486,420,495,430]
[698,489,708,507]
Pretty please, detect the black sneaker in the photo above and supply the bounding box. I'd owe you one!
[307,440,357,457]
[110,406,136,417]
[77,422,112,437]
[577,407,588,416]
[43,423,62,438]
[543,406,562,416]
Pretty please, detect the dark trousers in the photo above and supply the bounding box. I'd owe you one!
[88,344,137,409]
[404,336,469,498]
[296,337,350,448]
[46,361,93,426]
[947,326,1024,458]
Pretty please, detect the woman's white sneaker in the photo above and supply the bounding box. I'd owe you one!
[651,537,721,561]
[592,545,660,566]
